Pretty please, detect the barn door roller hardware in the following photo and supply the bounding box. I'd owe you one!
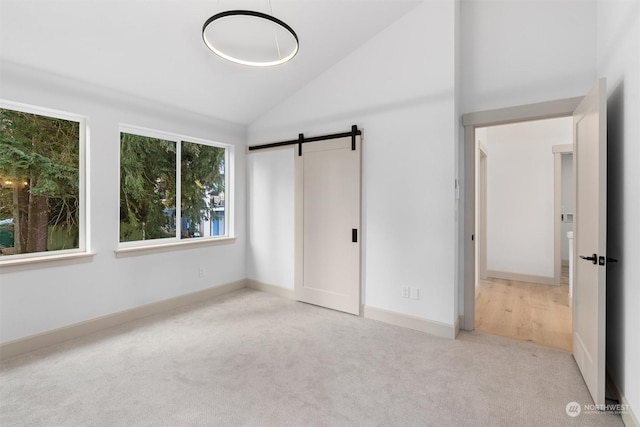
[248,125,361,155]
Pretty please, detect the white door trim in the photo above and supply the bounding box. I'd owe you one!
[477,143,488,281]
[460,97,583,331]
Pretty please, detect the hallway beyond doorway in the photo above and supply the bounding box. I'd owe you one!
[475,269,572,351]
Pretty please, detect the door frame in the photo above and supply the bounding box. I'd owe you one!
[553,144,574,286]
[477,142,488,282]
[461,97,583,331]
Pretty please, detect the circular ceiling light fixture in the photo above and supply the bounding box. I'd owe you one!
[202,10,299,67]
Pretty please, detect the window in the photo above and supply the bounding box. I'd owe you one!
[0,101,86,260]
[119,126,231,246]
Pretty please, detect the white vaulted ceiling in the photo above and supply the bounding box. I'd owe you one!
[0,0,421,124]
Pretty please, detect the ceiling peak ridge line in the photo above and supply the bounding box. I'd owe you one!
[202,9,299,67]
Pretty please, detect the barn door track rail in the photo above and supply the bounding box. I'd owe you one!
[248,125,361,156]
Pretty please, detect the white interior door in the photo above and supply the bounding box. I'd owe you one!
[573,78,607,407]
[294,136,361,315]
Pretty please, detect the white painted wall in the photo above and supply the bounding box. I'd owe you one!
[246,149,294,289]
[483,118,572,279]
[0,61,246,344]
[460,0,597,113]
[248,0,458,326]
[597,0,640,419]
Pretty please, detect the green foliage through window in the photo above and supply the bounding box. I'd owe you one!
[0,106,81,257]
[119,130,227,243]
[181,141,225,239]
[119,133,176,242]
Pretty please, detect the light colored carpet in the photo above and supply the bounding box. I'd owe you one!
[0,289,624,426]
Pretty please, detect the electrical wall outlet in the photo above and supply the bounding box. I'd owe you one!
[401,286,410,298]
[198,267,205,278]
[402,286,420,299]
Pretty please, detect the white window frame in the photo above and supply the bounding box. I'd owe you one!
[0,99,89,267]
[117,124,234,252]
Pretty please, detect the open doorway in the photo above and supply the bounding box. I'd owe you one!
[473,117,573,351]
[462,83,608,406]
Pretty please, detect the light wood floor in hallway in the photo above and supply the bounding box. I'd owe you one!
[475,272,572,352]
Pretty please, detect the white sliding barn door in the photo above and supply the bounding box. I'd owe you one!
[573,78,607,408]
[295,136,361,315]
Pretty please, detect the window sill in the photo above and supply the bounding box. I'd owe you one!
[0,252,96,272]
[114,236,237,258]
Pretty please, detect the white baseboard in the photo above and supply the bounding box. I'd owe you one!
[607,369,639,427]
[0,279,246,360]
[0,280,481,360]
[248,282,458,341]
[250,283,458,340]
[620,393,639,427]
[246,279,296,300]
[364,306,456,339]
[456,315,463,337]
[487,270,555,286]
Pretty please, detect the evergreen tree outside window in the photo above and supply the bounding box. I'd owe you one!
[0,101,86,260]
[180,141,225,239]
[119,133,176,242]
[119,126,230,245]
